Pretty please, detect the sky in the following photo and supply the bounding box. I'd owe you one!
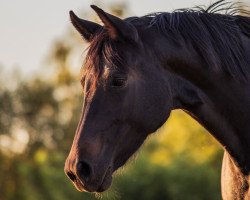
[0,0,249,76]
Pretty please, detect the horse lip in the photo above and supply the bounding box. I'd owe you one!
[73,166,113,193]
[72,179,87,192]
[71,175,97,193]
[74,178,97,193]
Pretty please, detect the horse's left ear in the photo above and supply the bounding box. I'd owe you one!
[91,5,139,42]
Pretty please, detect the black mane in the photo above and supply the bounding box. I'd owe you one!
[139,0,250,80]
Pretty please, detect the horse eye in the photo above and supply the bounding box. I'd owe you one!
[111,77,126,87]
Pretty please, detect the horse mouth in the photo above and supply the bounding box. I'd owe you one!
[73,167,113,193]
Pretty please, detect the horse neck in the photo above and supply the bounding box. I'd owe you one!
[151,31,250,175]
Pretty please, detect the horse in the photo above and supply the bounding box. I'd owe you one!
[64,1,250,199]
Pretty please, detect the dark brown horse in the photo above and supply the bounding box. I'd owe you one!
[64,1,250,199]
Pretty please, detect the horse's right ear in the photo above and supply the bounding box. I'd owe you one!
[69,11,101,42]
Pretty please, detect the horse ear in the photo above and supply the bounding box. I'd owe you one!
[69,11,101,42]
[90,5,138,42]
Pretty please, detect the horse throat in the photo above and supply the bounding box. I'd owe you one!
[167,67,250,199]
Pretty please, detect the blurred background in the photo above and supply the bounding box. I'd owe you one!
[0,0,249,199]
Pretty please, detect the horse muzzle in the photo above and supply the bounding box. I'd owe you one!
[64,158,113,192]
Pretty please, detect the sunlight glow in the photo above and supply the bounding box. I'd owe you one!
[0,128,29,155]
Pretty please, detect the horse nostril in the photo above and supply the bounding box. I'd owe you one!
[77,161,92,182]
[66,171,77,182]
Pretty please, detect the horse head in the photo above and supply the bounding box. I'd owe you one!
[64,6,173,192]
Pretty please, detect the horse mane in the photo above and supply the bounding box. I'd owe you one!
[142,0,250,80]
[81,31,120,85]
[84,0,250,82]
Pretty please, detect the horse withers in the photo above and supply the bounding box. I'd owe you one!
[64,1,250,199]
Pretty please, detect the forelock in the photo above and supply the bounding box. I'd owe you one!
[81,30,122,84]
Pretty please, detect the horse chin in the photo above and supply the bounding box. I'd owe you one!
[96,173,113,192]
